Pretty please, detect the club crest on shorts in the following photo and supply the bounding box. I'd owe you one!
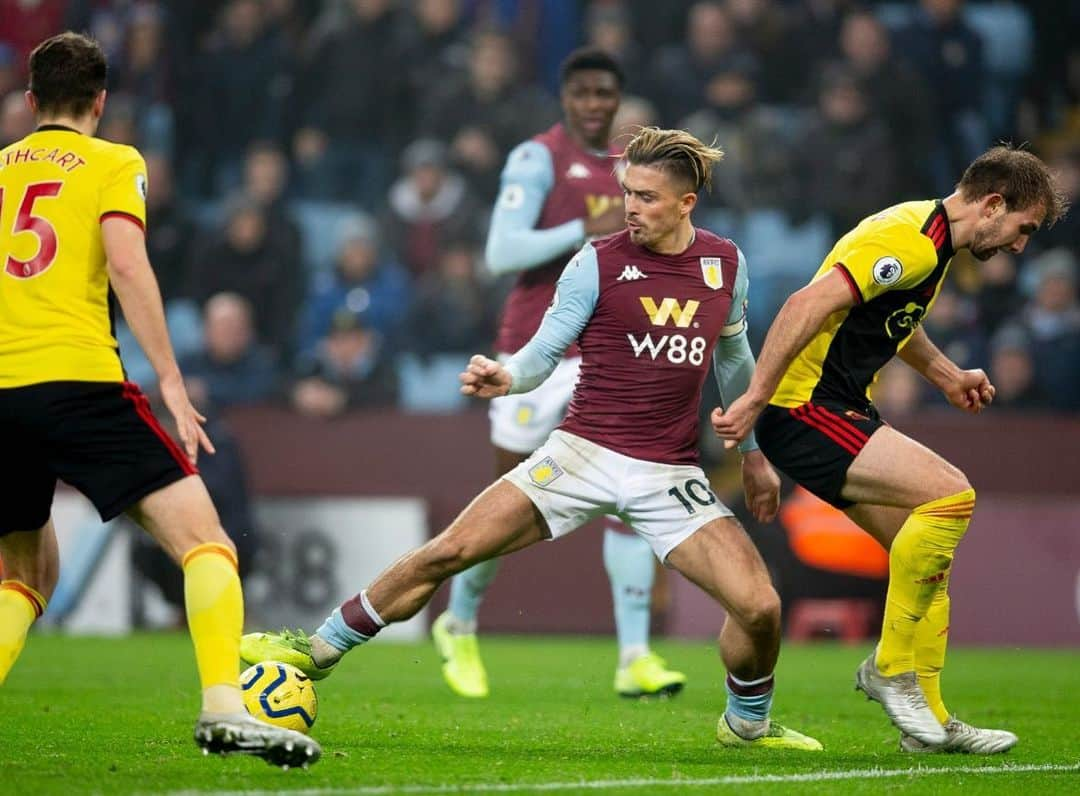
[700,258,723,289]
[528,456,564,487]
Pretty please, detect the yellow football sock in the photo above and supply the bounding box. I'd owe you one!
[915,586,951,724]
[0,580,47,686]
[183,542,244,713]
[876,488,974,676]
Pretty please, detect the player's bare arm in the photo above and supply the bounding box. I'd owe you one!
[740,450,781,523]
[712,268,856,446]
[103,217,214,462]
[459,355,512,399]
[898,326,994,413]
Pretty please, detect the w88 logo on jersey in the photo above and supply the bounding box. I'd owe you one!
[626,332,707,365]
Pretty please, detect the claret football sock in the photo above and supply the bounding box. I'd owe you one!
[182,542,244,713]
[724,672,775,739]
[914,586,951,724]
[877,489,974,676]
[316,589,385,663]
[603,528,655,663]
[447,559,500,628]
[0,579,46,685]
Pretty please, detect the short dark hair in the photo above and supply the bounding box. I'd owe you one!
[957,144,1069,226]
[29,32,107,118]
[559,47,624,89]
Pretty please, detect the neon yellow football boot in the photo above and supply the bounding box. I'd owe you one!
[614,651,687,698]
[431,612,489,698]
[716,715,824,751]
[239,628,337,681]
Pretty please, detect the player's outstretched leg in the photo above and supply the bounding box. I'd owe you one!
[604,528,686,698]
[667,517,822,751]
[432,559,498,698]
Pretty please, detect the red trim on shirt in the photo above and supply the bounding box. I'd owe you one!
[832,263,863,304]
[100,211,145,231]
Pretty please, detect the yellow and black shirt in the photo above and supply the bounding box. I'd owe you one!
[0,126,147,387]
[771,200,955,409]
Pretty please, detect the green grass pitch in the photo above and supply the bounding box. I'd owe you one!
[2,634,1077,794]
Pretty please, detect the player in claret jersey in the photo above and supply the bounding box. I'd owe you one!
[0,32,319,768]
[714,145,1067,753]
[243,128,822,751]
[432,46,686,702]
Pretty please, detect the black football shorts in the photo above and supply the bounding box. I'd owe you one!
[755,400,886,509]
[0,380,196,535]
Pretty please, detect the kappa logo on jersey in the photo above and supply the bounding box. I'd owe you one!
[639,297,700,328]
[700,258,724,289]
[528,456,564,487]
[135,173,147,201]
[873,256,903,286]
[566,162,590,179]
[885,301,926,339]
[617,265,648,281]
[498,183,526,209]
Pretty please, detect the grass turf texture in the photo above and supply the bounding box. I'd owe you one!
[2,634,1077,794]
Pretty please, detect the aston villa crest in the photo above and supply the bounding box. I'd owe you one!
[700,257,723,289]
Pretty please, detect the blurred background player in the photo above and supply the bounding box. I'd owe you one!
[714,145,1067,753]
[242,127,821,752]
[0,32,318,767]
[431,47,687,700]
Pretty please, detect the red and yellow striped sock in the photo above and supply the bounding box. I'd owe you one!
[0,580,47,686]
[877,488,975,676]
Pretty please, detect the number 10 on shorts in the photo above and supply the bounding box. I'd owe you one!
[668,479,717,514]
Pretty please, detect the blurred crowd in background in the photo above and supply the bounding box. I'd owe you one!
[2,0,1077,419]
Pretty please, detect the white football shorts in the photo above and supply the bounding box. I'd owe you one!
[489,356,581,454]
[502,430,735,562]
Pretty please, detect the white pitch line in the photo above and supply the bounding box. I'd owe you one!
[159,761,1080,795]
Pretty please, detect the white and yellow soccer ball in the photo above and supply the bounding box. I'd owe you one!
[240,661,318,734]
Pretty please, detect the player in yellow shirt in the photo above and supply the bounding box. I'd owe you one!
[714,145,1067,753]
[0,32,320,767]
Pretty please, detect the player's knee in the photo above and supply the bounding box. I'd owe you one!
[739,587,781,639]
[933,464,972,501]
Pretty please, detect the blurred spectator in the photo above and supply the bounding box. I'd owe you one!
[921,287,987,373]
[297,213,412,357]
[144,153,194,303]
[187,196,304,354]
[647,2,757,125]
[1023,249,1080,410]
[837,9,935,198]
[403,0,470,102]
[723,0,803,103]
[988,324,1048,410]
[407,238,494,357]
[98,92,139,147]
[420,28,558,197]
[796,66,897,238]
[291,308,398,417]
[184,0,293,196]
[111,3,175,157]
[871,358,925,416]
[1033,146,1080,255]
[382,138,482,279]
[0,0,66,80]
[180,292,279,410]
[681,60,799,214]
[895,0,987,194]
[0,42,19,99]
[240,141,302,269]
[586,2,648,94]
[975,251,1023,335]
[611,94,658,148]
[0,90,33,147]
[291,0,413,207]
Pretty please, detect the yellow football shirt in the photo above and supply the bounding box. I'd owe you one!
[771,200,955,408]
[0,126,147,387]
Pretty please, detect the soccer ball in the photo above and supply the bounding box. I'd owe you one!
[240,661,318,734]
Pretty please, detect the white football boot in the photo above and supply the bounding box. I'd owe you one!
[900,716,1018,754]
[855,653,948,745]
